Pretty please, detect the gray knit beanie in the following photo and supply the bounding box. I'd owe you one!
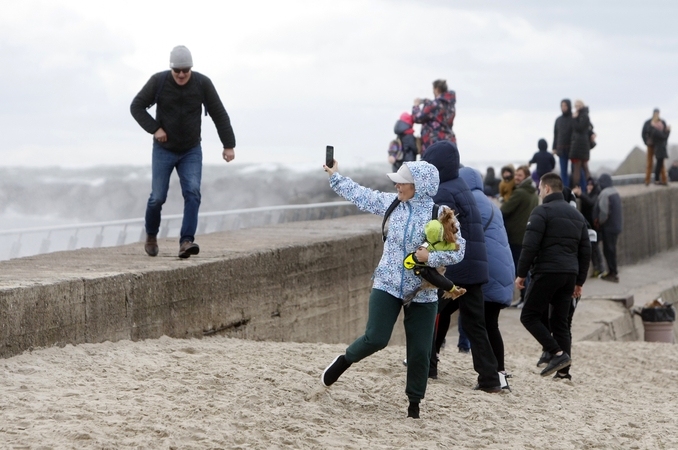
[170,45,193,68]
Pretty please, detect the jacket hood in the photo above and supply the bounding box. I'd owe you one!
[436,91,456,105]
[500,164,515,179]
[561,99,572,116]
[517,177,537,193]
[579,106,590,116]
[394,119,413,135]
[538,139,548,152]
[403,161,439,198]
[598,173,613,189]
[459,167,484,192]
[421,140,459,182]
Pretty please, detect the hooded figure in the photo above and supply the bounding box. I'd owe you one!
[553,99,573,188]
[460,167,515,307]
[459,166,515,376]
[321,160,466,419]
[391,112,418,171]
[530,138,556,179]
[553,99,573,157]
[499,164,515,202]
[570,106,592,161]
[593,173,623,282]
[422,140,502,392]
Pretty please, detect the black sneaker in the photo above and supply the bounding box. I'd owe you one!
[553,371,572,380]
[537,351,552,367]
[458,347,470,354]
[321,355,351,387]
[599,272,619,283]
[407,401,420,419]
[540,352,571,377]
[473,384,502,393]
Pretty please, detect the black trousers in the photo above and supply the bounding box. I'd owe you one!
[520,273,576,357]
[484,302,506,372]
[599,229,619,276]
[433,283,499,388]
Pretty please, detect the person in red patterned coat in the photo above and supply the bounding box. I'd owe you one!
[412,79,456,155]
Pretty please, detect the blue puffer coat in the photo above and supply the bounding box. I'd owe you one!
[329,161,466,303]
[422,141,489,285]
[459,167,515,306]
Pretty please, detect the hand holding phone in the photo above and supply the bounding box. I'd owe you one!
[325,146,334,168]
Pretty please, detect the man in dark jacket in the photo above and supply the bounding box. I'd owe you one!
[501,165,539,306]
[517,173,591,378]
[642,109,672,186]
[131,45,236,258]
[553,99,573,188]
[421,140,501,392]
[593,173,623,283]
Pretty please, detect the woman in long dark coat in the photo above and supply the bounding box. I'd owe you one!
[569,99,593,190]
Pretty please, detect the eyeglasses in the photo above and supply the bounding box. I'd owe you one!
[172,68,191,74]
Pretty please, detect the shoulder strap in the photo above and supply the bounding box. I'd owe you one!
[483,206,495,232]
[381,198,401,242]
[432,204,439,221]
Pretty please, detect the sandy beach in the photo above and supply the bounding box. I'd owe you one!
[1,328,677,449]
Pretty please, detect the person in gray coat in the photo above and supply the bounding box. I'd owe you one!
[593,173,623,283]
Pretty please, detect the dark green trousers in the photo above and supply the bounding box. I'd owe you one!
[345,289,438,402]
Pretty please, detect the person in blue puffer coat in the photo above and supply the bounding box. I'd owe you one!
[320,160,465,419]
[457,167,515,378]
[421,140,501,392]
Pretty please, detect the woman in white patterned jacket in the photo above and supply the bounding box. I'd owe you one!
[320,159,465,419]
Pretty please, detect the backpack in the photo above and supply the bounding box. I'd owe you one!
[150,70,209,116]
[388,138,404,162]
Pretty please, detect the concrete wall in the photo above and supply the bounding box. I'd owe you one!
[1,184,678,358]
[616,184,678,265]
[0,215,392,358]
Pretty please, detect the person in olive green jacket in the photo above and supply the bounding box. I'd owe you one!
[500,165,539,306]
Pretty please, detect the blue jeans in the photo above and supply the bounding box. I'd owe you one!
[145,142,202,243]
[558,153,570,188]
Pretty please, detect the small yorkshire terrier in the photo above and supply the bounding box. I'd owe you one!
[403,206,466,305]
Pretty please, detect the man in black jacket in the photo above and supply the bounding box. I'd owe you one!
[422,140,501,392]
[517,173,591,378]
[131,45,236,258]
[553,99,573,188]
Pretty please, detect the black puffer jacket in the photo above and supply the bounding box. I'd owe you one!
[422,140,489,285]
[553,99,573,158]
[569,107,592,161]
[130,71,236,153]
[518,192,591,286]
[642,119,671,160]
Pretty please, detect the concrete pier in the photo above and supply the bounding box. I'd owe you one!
[1,183,676,358]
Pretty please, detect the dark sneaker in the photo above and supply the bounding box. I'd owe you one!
[540,352,571,377]
[321,355,351,387]
[458,347,470,354]
[537,351,552,367]
[178,241,200,259]
[473,384,502,393]
[599,272,619,283]
[407,401,420,419]
[554,371,572,380]
[144,234,159,257]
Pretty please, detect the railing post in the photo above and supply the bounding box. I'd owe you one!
[68,230,79,251]
[39,231,52,255]
[93,227,105,248]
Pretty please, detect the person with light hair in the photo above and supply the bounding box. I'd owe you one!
[569,99,594,191]
[642,108,671,186]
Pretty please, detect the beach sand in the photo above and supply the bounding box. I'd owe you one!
[1,329,678,449]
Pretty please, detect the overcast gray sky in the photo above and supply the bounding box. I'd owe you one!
[1,0,676,168]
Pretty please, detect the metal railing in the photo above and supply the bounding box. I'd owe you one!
[0,201,359,261]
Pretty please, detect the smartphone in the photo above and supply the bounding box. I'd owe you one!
[325,145,334,168]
